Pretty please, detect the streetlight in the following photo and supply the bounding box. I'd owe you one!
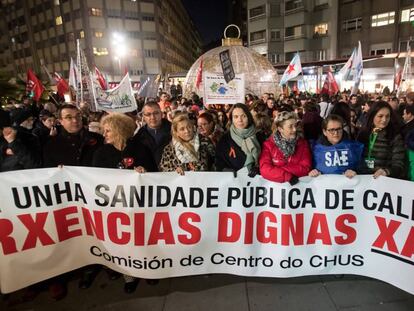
[112,32,127,74]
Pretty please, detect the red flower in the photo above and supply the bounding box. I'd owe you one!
[122,157,134,168]
[88,138,97,146]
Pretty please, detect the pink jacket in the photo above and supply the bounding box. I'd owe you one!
[259,137,312,183]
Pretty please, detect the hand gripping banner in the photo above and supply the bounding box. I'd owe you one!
[0,167,413,294]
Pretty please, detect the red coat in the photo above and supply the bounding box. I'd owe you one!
[259,137,312,183]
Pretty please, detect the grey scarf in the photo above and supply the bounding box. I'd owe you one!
[230,124,261,169]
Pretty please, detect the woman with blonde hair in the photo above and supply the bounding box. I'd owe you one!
[160,113,214,174]
[92,112,157,293]
[259,111,312,184]
[92,113,156,172]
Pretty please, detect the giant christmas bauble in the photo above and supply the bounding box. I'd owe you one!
[184,26,280,98]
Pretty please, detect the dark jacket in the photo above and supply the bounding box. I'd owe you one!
[33,122,52,146]
[301,111,323,141]
[130,119,171,168]
[357,129,406,178]
[92,139,157,171]
[215,131,264,172]
[42,128,103,167]
[401,119,414,140]
[0,128,41,172]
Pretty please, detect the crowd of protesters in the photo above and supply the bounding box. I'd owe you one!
[1,87,414,300]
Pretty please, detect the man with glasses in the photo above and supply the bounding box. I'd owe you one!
[130,101,171,167]
[43,104,103,168]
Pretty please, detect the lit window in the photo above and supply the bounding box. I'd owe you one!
[80,31,85,38]
[370,43,392,56]
[371,11,395,27]
[55,16,63,25]
[54,0,60,5]
[90,8,103,17]
[401,7,414,22]
[95,31,103,38]
[93,47,109,56]
[314,23,328,35]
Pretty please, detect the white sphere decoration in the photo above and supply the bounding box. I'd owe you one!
[184,25,281,99]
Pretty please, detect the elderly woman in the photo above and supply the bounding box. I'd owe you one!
[309,114,364,178]
[356,101,406,179]
[215,103,262,176]
[92,113,156,293]
[259,111,312,184]
[159,113,214,174]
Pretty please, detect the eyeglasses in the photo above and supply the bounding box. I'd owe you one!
[62,115,81,121]
[143,112,161,117]
[326,128,343,134]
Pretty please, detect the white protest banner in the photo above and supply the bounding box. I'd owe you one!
[203,72,245,105]
[0,167,413,295]
[95,73,137,113]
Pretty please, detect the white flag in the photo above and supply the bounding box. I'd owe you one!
[350,41,363,95]
[279,53,302,86]
[69,58,78,91]
[339,41,363,83]
[96,73,137,113]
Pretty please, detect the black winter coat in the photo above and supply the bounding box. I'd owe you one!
[215,131,264,172]
[92,139,157,171]
[0,128,41,172]
[42,128,103,167]
[130,119,171,167]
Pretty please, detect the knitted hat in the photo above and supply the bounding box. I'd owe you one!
[9,108,33,126]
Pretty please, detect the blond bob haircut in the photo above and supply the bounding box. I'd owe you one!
[100,113,136,148]
[171,113,197,159]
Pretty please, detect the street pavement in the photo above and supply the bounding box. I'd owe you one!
[1,272,413,311]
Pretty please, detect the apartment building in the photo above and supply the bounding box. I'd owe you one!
[0,0,202,82]
[247,0,414,88]
[338,0,414,82]
[247,0,338,65]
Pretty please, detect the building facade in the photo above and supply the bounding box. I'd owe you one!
[338,0,414,84]
[247,0,414,89]
[0,0,202,82]
[247,0,338,65]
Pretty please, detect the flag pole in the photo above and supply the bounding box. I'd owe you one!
[77,39,83,104]
[301,71,308,93]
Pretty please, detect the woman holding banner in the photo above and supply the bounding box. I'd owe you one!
[159,113,214,174]
[259,111,312,184]
[356,101,406,179]
[308,114,364,178]
[92,112,156,293]
[215,103,261,177]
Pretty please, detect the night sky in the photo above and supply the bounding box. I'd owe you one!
[182,0,228,46]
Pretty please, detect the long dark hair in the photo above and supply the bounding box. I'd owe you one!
[229,103,255,128]
[357,101,400,143]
